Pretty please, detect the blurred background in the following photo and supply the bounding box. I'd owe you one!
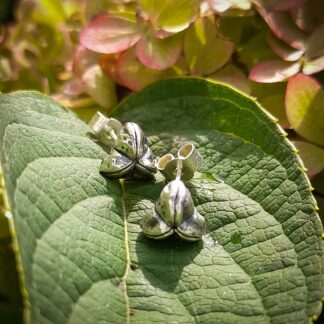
[0,1,323,322]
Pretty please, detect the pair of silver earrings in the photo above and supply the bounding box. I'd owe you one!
[89,112,206,242]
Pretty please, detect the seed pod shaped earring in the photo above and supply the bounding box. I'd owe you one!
[141,143,206,241]
[89,112,157,179]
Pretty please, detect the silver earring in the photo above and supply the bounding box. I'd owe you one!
[141,143,206,241]
[89,112,157,179]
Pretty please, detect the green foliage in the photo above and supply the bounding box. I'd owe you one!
[0,79,322,323]
[0,170,23,324]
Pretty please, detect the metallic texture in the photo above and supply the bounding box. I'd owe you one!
[142,143,206,241]
[141,179,206,241]
[157,143,203,181]
[88,112,123,146]
[99,121,157,179]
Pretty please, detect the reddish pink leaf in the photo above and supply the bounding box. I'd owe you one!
[62,77,86,97]
[117,48,177,91]
[290,0,324,33]
[257,7,308,50]
[267,32,304,61]
[303,55,324,75]
[249,60,300,83]
[99,53,121,84]
[72,45,99,78]
[80,13,141,54]
[253,0,308,11]
[136,32,182,70]
[305,24,324,60]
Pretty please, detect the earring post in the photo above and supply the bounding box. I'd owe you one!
[106,126,118,142]
[175,158,183,180]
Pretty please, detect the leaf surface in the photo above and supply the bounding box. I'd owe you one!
[0,80,323,323]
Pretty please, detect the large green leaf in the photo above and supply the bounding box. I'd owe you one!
[0,80,323,323]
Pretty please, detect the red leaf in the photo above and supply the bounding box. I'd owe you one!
[80,13,141,54]
[290,0,324,33]
[253,0,308,12]
[305,24,324,60]
[62,78,85,97]
[72,45,99,78]
[249,60,300,83]
[117,48,177,91]
[267,32,304,61]
[257,7,308,50]
[136,32,182,70]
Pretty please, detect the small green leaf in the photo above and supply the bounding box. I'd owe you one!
[138,0,199,33]
[39,0,66,23]
[238,31,278,70]
[0,58,11,82]
[184,16,234,75]
[286,73,324,146]
[0,80,322,323]
[81,64,117,112]
[303,55,324,75]
[260,94,289,128]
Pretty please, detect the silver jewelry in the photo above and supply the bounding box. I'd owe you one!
[89,112,157,179]
[141,143,206,241]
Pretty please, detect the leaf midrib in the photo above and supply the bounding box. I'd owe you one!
[120,180,131,324]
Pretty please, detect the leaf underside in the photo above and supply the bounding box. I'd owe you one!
[0,79,322,324]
